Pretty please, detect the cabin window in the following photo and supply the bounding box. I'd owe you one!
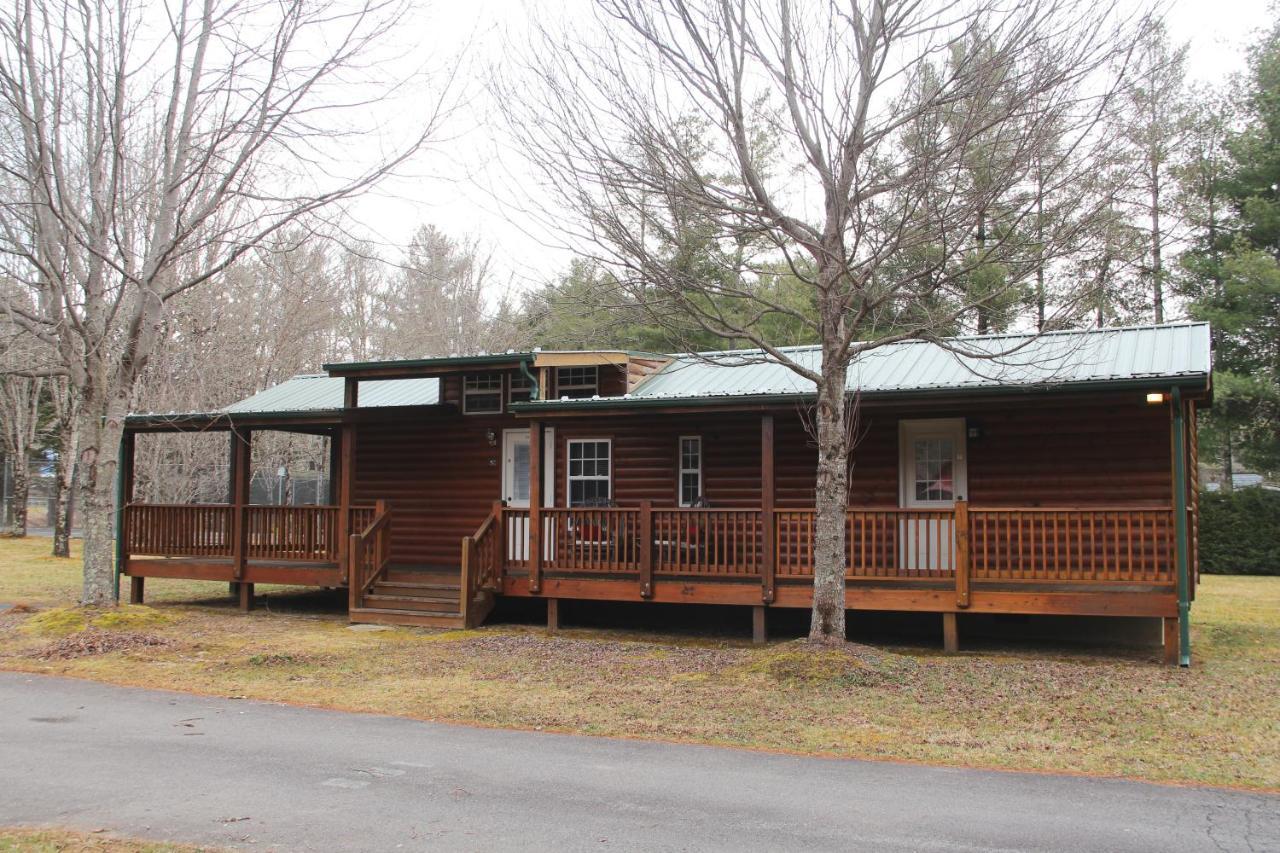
[556,366,598,399]
[509,372,533,405]
[567,439,611,505]
[462,373,503,414]
[678,436,702,506]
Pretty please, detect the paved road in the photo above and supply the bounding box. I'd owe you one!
[1,673,1275,852]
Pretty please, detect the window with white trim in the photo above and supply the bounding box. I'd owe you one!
[508,371,533,405]
[567,439,611,506]
[462,373,503,414]
[678,436,702,506]
[556,366,598,399]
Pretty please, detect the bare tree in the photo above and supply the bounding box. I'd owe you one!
[46,373,78,556]
[503,0,1141,641]
[0,0,452,604]
[383,224,522,357]
[0,323,43,537]
[1113,18,1191,323]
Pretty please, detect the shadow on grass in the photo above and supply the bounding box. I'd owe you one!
[131,578,1165,663]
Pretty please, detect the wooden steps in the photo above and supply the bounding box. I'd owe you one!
[349,566,492,629]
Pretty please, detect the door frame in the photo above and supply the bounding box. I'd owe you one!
[897,417,968,508]
[501,427,555,508]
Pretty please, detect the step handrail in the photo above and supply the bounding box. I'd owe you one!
[460,502,504,626]
[348,501,392,611]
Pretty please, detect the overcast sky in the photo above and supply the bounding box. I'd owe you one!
[351,0,1276,295]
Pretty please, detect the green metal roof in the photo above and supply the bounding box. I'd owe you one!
[323,351,535,375]
[220,374,439,414]
[518,322,1212,410]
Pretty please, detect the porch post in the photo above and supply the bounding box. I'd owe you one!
[954,499,971,609]
[639,500,653,598]
[230,429,252,590]
[1170,387,1192,667]
[338,379,358,588]
[529,419,543,594]
[327,428,341,505]
[760,414,775,604]
[114,429,136,603]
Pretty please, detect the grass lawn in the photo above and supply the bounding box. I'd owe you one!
[1,536,1277,791]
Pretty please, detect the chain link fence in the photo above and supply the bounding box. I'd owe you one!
[1,456,76,534]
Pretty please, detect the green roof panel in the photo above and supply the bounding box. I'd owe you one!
[221,374,439,415]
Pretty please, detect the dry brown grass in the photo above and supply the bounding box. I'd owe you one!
[1,536,1277,790]
[0,828,214,852]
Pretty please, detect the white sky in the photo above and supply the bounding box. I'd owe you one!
[348,0,1276,294]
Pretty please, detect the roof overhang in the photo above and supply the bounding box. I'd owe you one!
[512,373,1213,416]
[125,402,458,433]
[323,352,535,380]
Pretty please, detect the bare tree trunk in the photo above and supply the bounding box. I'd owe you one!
[1150,164,1164,323]
[810,349,849,643]
[7,456,29,537]
[1221,427,1234,494]
[77,387,128,605]
[51,423,77,557]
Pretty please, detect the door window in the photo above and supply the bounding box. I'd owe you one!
[912,437,955,502]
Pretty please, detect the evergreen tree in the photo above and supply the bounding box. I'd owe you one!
[1183,21,1280,480]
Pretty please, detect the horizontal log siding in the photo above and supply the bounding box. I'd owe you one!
[350,390,1173,569]
[550,393,1173,511]
[353,408,516,567]
[966,399,1172,506]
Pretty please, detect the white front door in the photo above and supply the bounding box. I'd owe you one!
[502,430,532,560]
[898,418,967,571]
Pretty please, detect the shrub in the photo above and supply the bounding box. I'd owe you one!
[1199,488,1280,575]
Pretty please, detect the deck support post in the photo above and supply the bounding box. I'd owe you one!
[129,576,144,605]
[760,415,775,604]
[238,581,255,612]
[942,612,959,654]
[752,605,767,644]
[546,597,559,631]
[1171,387,1192,667]
[1162,616,1178,665]
[528,420,543,594]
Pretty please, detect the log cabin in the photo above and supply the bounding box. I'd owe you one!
[120,321,1211,664]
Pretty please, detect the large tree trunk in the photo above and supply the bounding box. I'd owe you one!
[7,456,29,537]
[809,355,850,643]
[77,388,129,605]
[51,421,77,558]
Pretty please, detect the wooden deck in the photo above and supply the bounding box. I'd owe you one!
[120,500,1181,634]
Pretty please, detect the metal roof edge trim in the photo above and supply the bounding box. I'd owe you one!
[512,373,1212,413]
[323,352,537,374]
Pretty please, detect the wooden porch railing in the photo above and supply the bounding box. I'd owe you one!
[489,502,1176,603]
[348,501,391,610]
[124,504,235,557]
[124,503,375,563]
